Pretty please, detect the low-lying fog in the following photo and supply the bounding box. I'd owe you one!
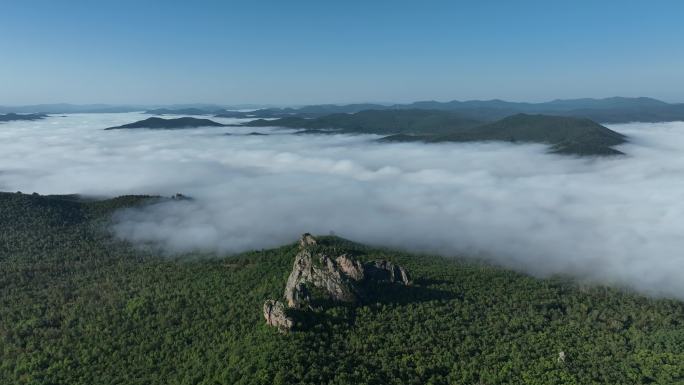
[2,113,684,298]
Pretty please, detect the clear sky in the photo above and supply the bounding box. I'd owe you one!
[1,0,683,105]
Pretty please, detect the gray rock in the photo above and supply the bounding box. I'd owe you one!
[366,260,412,285]
[263,233,412,331]
[335,254,365,281]
[263,300,293,332]
[299,233,317,248]
[558,351,566,363]
[284,249,357,308]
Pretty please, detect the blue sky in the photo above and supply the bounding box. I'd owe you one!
[1,0,683,105]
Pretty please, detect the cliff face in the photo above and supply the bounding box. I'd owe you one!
[263,233,411,332]
[284,249,359,308]
[263,300,293,332]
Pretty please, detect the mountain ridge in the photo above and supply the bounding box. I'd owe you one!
[221,97,684,123]
[240,110,627,155]
[104,117,226,130]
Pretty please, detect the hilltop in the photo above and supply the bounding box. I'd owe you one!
[240,110,627,155]
[241,109,482,135]
[426,113,627,155]
[3,191,684,384]
[0,113,48,122]
[105,117,226,130]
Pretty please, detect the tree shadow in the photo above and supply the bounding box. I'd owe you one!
[412,277,452,286]
[288,281,459,332]
[357,280,459,306]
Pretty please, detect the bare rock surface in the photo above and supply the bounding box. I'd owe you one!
[264,233,411,331]
[367,260,411,285]
[284,249,357,308]
[335,254,365,281]
[263,300,293,332]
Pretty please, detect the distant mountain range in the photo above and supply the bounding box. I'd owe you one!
[143,108,225,116]
[228,97,684,123]
[241,109,482,135]
[241,110,626,155]
[0,103,271,114]
[0,104,146,114]
[2,97,684,123]
[3,97,684,123]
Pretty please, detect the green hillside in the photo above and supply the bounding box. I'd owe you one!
[241,109,482,135]
[105,117,226,130]
[431,114,627,155]
[243,110,627,155]
[0,113,48,122]
[2,192,684,385]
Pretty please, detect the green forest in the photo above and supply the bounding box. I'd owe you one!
[2,191,684,385]
[240,110,626,156]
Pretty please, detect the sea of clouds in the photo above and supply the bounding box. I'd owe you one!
[2,113,684,298]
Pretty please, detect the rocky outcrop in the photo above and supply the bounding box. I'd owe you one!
[263,300,293,332]
[335,254,365,281]
[284,249,358,308]
[557,351,566,364]
[263,233,411,331]
[366,260,411,285]
[299,232,317,248]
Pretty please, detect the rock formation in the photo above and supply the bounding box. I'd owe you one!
[284,249,358,308]
[366,260,411,285]
[335,254,365,281]
[263,300,293,332]
[557,351,566,363]
[263,233,411,332]
[299,232,318,248]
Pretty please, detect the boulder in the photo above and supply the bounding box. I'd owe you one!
[558,351,566,363]
[263,300,293,332]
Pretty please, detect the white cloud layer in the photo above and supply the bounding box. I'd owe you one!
[2,113,684,298]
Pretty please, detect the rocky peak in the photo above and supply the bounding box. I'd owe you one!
[299,233,317,248]
[263,233,411,332]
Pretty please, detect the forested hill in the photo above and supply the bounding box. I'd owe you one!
[243,110,627,155]
[0,113,48,122]
[241,109,483,135]
[431,113,627,155]
[3,191,684,384]
[105,117,226,130]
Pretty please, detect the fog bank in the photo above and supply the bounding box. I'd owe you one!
[2,113,684,298]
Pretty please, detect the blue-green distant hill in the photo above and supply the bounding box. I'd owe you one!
[223,97,684,123]
[0,113,48,122]
[242,109,482,135]
[240,110,627,155]
[105,117,226,130]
